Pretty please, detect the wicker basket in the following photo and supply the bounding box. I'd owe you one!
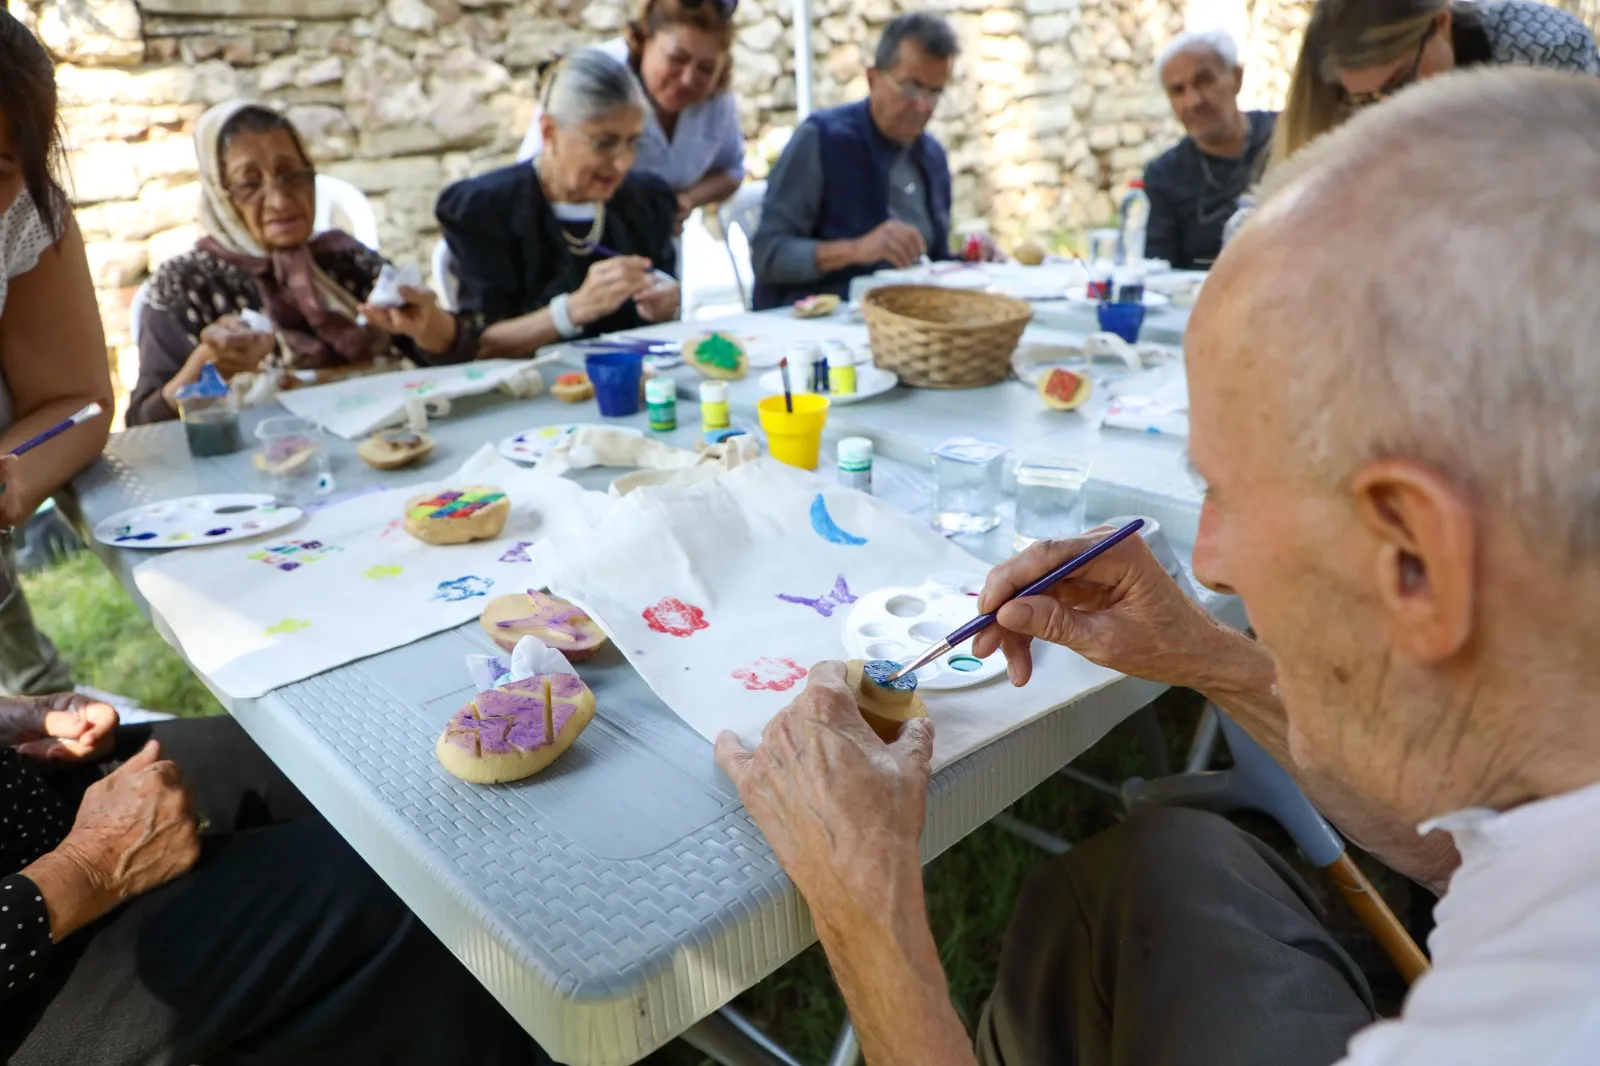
[862,285,1033,389]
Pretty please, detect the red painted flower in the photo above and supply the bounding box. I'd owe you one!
[732,657,808,692]
[642,597,709,638]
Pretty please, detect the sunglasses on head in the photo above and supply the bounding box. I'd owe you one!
[681,0,738,16]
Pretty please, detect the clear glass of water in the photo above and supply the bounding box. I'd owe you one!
[1013,453,1090,552]
[931,438,1007,535]
[254,416,333,507]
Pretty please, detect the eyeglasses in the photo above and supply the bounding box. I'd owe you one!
[225,168,315,207]
[879,69,945,107]
[565,128,642,160]
[1344,22,1436,108]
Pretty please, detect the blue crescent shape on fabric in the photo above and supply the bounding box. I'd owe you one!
[810,493,868,546]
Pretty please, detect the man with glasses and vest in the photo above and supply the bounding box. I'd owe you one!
[751,13,957,310]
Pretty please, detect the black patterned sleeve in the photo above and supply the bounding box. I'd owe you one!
[0,875,51,1003]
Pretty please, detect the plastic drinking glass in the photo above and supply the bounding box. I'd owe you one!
[757,394,829,470]
[585,351,644,417]
[254,416,332,506]
[1014,454,1090,551]
[931,438,1007,535]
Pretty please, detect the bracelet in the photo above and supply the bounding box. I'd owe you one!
[549,293,583,339]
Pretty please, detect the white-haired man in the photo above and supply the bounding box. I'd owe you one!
[1144,29,1275,269]
[717,68,1600,1066]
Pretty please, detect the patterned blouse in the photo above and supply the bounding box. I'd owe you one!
[127,240,478,427]
[1463,0,1600,73]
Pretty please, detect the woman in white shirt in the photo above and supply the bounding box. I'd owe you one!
[0,13,115,695]
[518,0,745,232]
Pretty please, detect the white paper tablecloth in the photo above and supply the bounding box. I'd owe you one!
[277,359,550,439]
[134,446,587,699]
[531,458,1121,769]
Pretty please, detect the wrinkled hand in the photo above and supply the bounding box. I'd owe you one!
[715,661,934,913]
[635,279,680,324]
[360,285,458,354]
[54,740,200,912]
[856,220,927,269]
[570,256,653,327]
[9,692,119,763]
[0,453,26,528]
[199,315,276,379]
[972,529,1232,689]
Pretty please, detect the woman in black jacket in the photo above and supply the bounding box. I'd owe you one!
[437,47,680,359]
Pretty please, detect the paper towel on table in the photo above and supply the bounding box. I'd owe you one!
[535,425,763,495]
[133,445,589,700]
[467,635,577,693]
[530,457,1123,770]
[277,358,554,439]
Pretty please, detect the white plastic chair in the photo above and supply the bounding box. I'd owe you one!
[431,239,460,313]
[314,174,381,252]
[129,279,150,348]
[719,180,765,309]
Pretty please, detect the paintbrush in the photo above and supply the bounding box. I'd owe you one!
[8,403,103,458]
[886,519,1146,682]
[579,241,678,286]
[778,356,793,413]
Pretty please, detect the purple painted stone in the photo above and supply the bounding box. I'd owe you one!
[448,674,590,756]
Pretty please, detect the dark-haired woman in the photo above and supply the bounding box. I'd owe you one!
[126,100,477,426]
[517,0,744,230]
[0,11,114,695]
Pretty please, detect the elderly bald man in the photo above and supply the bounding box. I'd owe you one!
[715,67,1600,1066]
[1144,29,1276,270]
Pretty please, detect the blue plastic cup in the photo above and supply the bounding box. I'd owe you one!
[1096,301,1147,344]
[584,351,644,417]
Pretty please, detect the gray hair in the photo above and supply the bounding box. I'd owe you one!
[540,47,648,128]
[1156,29,1239,80]
[1246,68,1600,561]
[874,13,960,71]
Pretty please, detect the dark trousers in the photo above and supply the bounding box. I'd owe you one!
[975,807,1377,1066]
[3,717,554,1066]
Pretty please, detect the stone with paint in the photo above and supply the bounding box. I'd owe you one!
[685,332,748,381]
[357,428,435,470]
[436,672,596,784]
[844,658,928,743]
[551,371,594,403]
[479,591,608,658]
[403,484,510,545]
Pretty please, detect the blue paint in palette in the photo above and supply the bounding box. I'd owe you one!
[114,530,158,542]
[205,527,231,537]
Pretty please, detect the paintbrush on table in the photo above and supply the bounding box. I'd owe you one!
[887,519,1146,682]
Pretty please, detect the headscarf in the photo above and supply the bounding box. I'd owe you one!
[193,100,377,369]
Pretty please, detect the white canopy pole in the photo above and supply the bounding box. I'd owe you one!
[792,0,814,119]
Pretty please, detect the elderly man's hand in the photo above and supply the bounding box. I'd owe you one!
[972,529,1237,689]
[715,661,934,915]
[9,692,119,763]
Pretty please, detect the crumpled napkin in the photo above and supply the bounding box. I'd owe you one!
[533,424,763,495]
[466,634,578,693]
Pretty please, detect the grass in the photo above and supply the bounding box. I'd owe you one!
[25,554,1419,1065]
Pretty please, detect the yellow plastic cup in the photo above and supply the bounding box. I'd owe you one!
[758,393,830,470]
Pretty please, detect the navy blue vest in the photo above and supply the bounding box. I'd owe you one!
[753,100,952,310]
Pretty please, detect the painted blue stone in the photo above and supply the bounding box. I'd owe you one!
[864,659,918,692]
[809,493,868,546]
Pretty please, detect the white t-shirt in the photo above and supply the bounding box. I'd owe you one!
[517,37,745,193]
[1338,780,1600,1065]
[0,193,53,435]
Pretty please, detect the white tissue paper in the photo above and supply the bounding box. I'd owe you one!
[467,635,579,693]
[239,308,275,334]
[366,262,425,308]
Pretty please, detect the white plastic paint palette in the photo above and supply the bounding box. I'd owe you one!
[498,423,641,464]
[92,493,301,550]
[841,576,1007,691]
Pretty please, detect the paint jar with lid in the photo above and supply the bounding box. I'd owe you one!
[699,380,730,431]
[645,377,677,432]
[827,345,857,395]
[837,437,873,493]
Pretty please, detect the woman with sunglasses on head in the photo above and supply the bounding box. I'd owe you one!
[517,0,743,233]
[127,101,476,426]
[1271,0,1599,166]
[438,48,679,359]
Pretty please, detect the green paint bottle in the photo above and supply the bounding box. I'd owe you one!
[645,377,677,432]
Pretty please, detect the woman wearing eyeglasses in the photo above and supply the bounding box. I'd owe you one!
[517,0,743,234]
[436,48,679,358]
[1271,0,1599,166]
[127,101,474,426]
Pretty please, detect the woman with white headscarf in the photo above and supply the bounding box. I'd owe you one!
[127,101,476,426]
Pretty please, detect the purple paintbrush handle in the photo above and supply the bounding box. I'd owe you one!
[940,519,1146,647]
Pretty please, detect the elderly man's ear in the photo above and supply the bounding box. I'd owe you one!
[1351,459,1475,662]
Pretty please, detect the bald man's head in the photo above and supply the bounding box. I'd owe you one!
[1185,69,1600,830]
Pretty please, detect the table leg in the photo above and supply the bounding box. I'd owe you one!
[681,1006,805,1066]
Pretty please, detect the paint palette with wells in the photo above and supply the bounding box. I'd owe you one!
[841,576,1008,691]
[93,494,301,550]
